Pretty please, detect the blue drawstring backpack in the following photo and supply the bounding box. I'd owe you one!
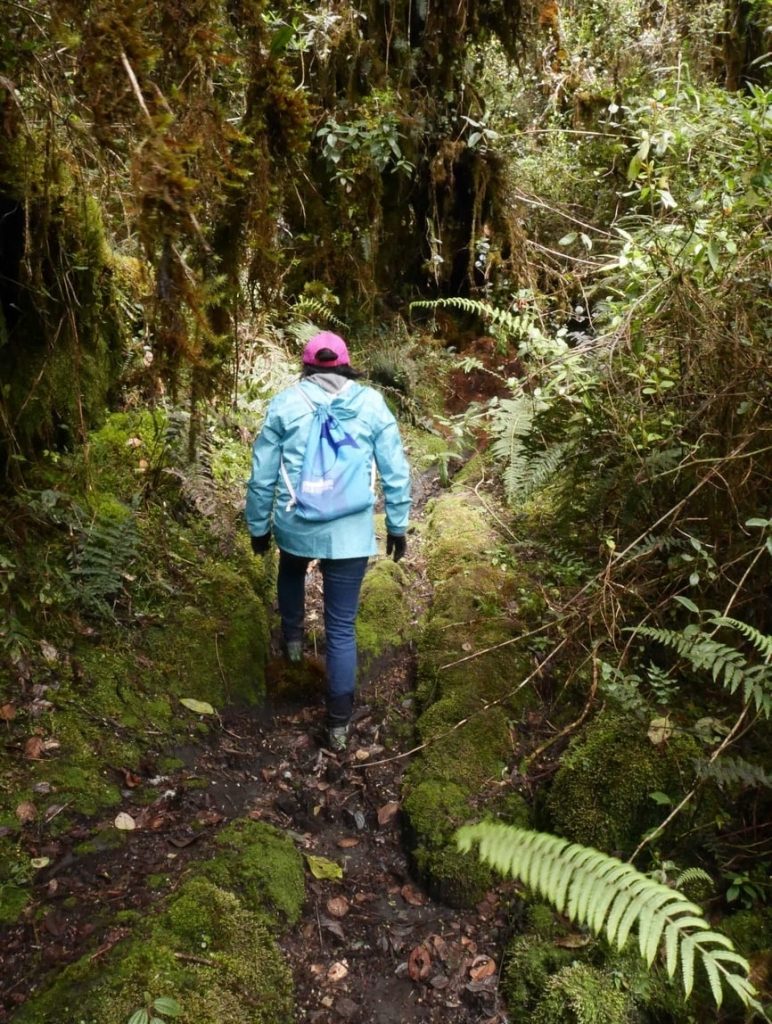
[280,386,376,522]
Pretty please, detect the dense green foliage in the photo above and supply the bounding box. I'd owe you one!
[1,0,770,1020]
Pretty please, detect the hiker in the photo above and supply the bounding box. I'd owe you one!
[245,332,412,752]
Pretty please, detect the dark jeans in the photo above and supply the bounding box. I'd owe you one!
[277,550,368,724]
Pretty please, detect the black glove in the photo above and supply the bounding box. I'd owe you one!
[250,532,271,556]
[386,533,406,563]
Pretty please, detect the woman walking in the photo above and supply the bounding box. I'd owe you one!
[245,332,411,751]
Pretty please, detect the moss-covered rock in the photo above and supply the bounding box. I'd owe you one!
[13,878,294,1024]
[196,820,305,926]
[356,558,412,665]
[501,934,577,1020]
[402,486,547,907]
[546,711,700,855]
[12,822,304,1024]
[531,962,636,1024]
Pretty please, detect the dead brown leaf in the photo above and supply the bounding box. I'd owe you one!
[326,896,349,919]
[336,836,359,849]
[326,961,349,983]
[24,736,45,759]
[15,800,37,823]
[121,769,142,788]
[377,801,400,827]
[401,883,426,907]
[408,944,432,982]
[554,933,592,949]
[469,955,497,981]
[0,703,16,721]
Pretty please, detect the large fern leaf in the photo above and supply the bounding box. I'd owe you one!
[456,822,761,1012]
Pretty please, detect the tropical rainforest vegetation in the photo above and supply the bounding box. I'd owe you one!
[0,1,770,1022]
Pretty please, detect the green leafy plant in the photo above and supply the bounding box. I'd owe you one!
[632,617,772,717]
[127,994,182,1024]
[457,822,762,1012]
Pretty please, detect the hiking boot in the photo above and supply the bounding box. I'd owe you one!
[326,722,349,753]
[284,640,303,664]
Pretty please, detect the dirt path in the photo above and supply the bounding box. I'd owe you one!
[1,467,511,1024]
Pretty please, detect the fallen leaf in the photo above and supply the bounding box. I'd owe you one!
[461,642,473,652]
[554,933,592,949]
[326,896,349,918]
[401,883,426,907]
[179,698,215,715]
[114,812,136,831]
[39,641,59,663]
[125,437,143,448]
[121,769,142,788]
[15,801,37,823]
[336,836,359,849]
[377,801,400,827]
[320,916,345,940]
[648,715,672,745]
[354,748,370,762]
[24,736,45,759]
[327,961,349,983]
[0,703,16,721]
[306,854,343,881]
[42,738,60,752]
[408,944,432,982]
[469,955,497,981]
[430,974,449,989]
[32,781,53,795]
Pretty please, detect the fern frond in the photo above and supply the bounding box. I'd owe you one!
[675,867,714,892]
[696,755,772,790]
[707,616,772,661]
[634,624,772,717]
[289,296,346,331]
[69,512,139,617]
[456,822,761,1012]
[410,296,528,340]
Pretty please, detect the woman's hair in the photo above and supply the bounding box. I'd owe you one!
[301,363,363,380]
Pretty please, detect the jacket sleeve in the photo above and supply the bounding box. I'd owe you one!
[245,403,283,536]
[372,400,411,535]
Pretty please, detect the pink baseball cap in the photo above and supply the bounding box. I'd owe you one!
[302,331,351,367]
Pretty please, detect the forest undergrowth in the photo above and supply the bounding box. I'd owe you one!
[1,0,771,1022]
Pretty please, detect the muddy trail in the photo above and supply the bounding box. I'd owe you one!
[1,472,511,1024]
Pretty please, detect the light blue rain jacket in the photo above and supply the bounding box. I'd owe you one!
[245,378,411,559]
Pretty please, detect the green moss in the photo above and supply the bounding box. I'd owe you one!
[356,559,412,661]
[0,882,30,924]
[414,842,493,908]
[531,962,636,1024]
[721,907,772,957]
[418,702,512,790]
[546,712,700,855]
[13,878,294,1024]
[423,492,496,582]
[403,779,471,846]
[196,820,305,926]
[501,935,576,1020]
[148,558,269,707]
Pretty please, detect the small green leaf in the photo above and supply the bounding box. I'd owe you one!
[558,232,577,246]
[649,791,673,806]
[306,855,343,881]
[179,698,215,715]
[127,1012,149,1024]
[745,517,770,528]
[153,997,182,1016]
[707,242,721,273]
[674,596,700,614]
